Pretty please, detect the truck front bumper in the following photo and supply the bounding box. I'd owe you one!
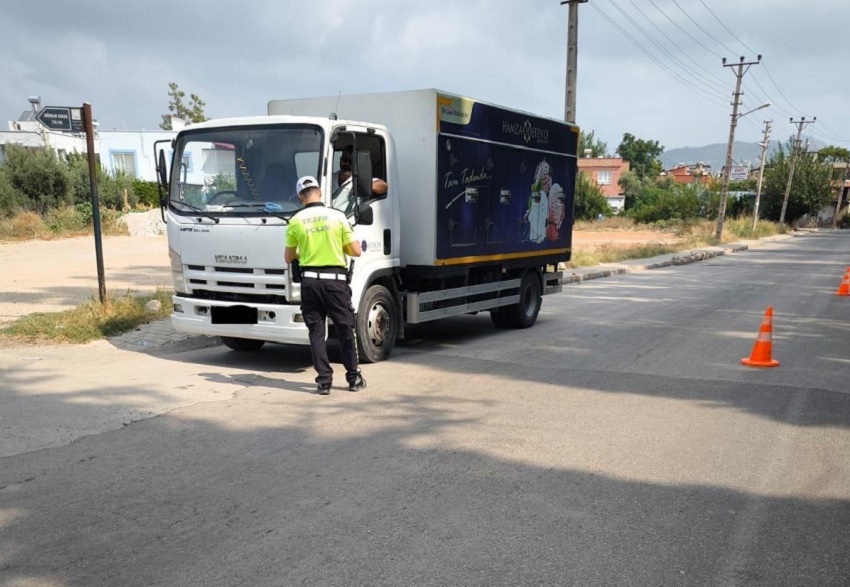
[170,295,310,345]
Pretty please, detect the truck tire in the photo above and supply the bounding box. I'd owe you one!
[503,271,542,329]
[221,336,266,352]
[356,284,397,363]
[490,307,512,328]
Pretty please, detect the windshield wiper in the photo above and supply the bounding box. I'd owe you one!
[222,201,299,221]
[172,201,220,223]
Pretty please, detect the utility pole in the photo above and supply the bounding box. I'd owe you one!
[832,159,850,229]
[81,103,106,303]
[716,55,761,240]
[779,117,816,224]
[561,0,588,124]
[752,120,772,231]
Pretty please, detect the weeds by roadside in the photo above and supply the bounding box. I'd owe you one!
[0,289,173,345]
[0,206,129,240]
[568,216,787,268]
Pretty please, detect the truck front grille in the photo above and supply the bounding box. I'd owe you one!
[183,264,287,300]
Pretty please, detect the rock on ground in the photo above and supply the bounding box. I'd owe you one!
[120,209,166,236]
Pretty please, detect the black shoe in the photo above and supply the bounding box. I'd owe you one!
[317,383,331,396]
[348,373,366,392]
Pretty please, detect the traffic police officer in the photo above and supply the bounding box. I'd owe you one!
[284,175,366,395]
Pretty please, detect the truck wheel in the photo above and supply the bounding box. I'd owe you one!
[221,336,266,352]
[504,271,542,329]
[356,284,397,363]
[490,308,512,328]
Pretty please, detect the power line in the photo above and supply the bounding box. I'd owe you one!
[645,0,723,59]
[748,74,794,117]
[588,2,729,109]
[670,0,738,56]
[625,0,729,87]
[761,60,803,115]
[697,0,758,55]
[602,0,728,100]
[812,123,850,143]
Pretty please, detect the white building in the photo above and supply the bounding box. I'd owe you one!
[1,97,178,183]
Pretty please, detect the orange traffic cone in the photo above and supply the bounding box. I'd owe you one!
[741,307,780,368]
[837,271,850,296]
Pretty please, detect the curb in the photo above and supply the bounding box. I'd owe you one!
[560,233,796,286]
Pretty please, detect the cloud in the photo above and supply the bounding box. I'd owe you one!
[0,0,847,149]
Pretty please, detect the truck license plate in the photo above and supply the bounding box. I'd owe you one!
[211,305,258,325]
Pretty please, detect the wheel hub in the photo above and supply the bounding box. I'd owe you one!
[367,303,390,346]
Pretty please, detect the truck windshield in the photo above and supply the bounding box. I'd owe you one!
[169,125,323,218]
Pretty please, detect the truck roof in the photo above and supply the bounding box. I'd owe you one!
[177,115,388,134]
[269,89,578,130]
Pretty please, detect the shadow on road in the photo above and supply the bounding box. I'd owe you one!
[1,377,847,586]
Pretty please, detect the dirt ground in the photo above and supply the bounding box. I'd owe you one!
[0,226,678,326]
[0,235,171,326]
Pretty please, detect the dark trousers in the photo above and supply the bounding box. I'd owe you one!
[300,277,359,386]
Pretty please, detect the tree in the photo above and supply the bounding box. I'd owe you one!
[818,145,850,163]
[579,129,608,158]
[760,145,834,223]
[617,169,643,210]
[616,133,664,181]
[574,172,612,220]
[160,82,207,130]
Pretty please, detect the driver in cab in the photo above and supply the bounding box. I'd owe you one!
[331,147,387,215]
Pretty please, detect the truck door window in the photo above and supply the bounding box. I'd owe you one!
[330,132,387,216]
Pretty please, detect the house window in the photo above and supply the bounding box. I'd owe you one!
[112,151,136,177]
[597,170,612,185]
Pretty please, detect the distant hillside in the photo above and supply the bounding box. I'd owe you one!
[660,138,825,172]
[660,142,773,172]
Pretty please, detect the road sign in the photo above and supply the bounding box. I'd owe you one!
[35,106,83,133]
[730,166,749,181]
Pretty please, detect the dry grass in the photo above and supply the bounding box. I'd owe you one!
[568,217,788,268]
[569,242,681,267]
[0,208,129,241]
[574,216,639,231]
[0,289,173,345]
[0,211,47,239]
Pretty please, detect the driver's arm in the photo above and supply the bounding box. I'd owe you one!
[371,178,388,196]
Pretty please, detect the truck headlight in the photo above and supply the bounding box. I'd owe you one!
[169,247,188,293]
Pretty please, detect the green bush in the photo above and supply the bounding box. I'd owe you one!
[1,145,72,214]
[132,178,160,208]
[630,185,702,224]
[44,206,88,233]
[574,173,612,220]
[98,171,137,210]
[66,152,94,205]
[0,166,27,217]
[66,153,142,210]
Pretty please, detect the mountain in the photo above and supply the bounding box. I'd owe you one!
[660,142,771,172]
[660,138,825,172]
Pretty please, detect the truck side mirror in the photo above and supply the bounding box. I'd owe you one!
[156,149,169,223]
[355,151,373,200]
[157,149,168,189]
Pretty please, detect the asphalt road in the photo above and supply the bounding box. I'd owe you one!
[1,232,849,586]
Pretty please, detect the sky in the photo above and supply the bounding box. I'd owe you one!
[1,0,848,153]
